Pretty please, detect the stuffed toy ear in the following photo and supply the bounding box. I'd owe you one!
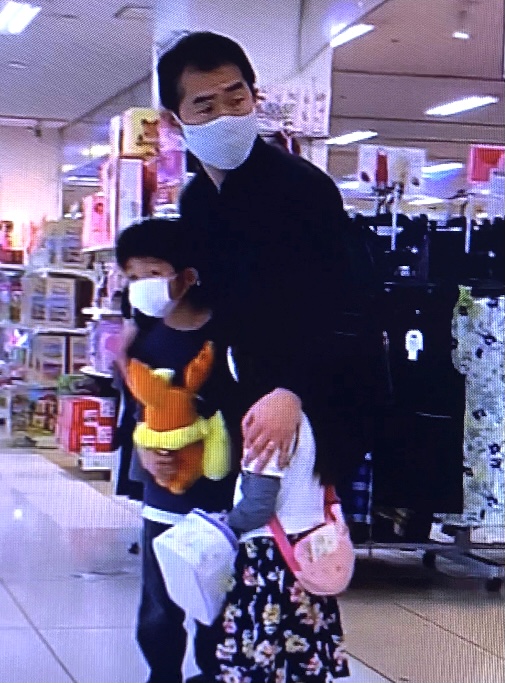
[184,341,214,393]
[127,359,173,407]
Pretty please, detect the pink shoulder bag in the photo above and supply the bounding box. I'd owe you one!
[268,485,355,596]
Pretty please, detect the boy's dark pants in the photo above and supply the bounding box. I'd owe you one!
[137,519,220,683]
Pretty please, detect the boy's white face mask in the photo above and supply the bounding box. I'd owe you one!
[177,111,258,170]
[129,277,175,318]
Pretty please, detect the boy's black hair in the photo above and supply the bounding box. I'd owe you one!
[157,32,257,114]
[115,217,190,271]
[116,217,210,309]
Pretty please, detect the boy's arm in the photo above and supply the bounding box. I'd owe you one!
[226,472,281,536]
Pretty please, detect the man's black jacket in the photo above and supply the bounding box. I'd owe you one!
[180,137,382,489]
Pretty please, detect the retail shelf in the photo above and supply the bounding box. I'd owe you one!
[28,267,97,281]
[81,245,115,253]
[81,306,122,318]
[31,326,88,335]
[79,365,113,379]
[0,320,30,328]
[0,263,26,272]
[78,453,113,471]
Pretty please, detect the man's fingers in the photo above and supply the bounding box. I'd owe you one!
[277,442,291,469]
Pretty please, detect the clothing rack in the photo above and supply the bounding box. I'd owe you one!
[345,219,505,591]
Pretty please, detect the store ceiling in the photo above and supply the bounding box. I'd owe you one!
[2,0,502,193]
[0,0,152,122]
[328,0,505,178]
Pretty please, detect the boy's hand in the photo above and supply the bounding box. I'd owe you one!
[241,388,301,473]
[137,447,178,481]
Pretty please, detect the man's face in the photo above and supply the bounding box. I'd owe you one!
[177,63,255,125]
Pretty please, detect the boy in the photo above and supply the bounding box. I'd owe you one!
[115,217,238,683]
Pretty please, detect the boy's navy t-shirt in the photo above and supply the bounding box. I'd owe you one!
[128,318,237,515]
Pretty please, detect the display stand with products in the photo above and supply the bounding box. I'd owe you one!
[343,209,505,592]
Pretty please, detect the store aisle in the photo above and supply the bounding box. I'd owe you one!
[0,448,503,683]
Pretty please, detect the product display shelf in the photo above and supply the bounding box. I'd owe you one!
[81,245,115,254]
[78,453,114,472]
[0,263,26,273]
[74,365,117,471]
[82,306,122,320]
[31,326,88,336]
[29,266,97,282]
[79,365,113,380]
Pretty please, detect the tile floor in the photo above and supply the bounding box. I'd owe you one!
[0,446,503,683]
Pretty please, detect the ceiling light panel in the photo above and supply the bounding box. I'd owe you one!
[426,96,499,116]
[452,31,470,39]
[0,2,41,34]
[422,162,464,174]
[330,24,374,48]
[326,130,378,145]
[115,5,152,20]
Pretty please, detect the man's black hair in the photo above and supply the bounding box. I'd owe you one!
[157,31,257,114]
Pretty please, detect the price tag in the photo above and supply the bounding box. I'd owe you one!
[405,329,424,361]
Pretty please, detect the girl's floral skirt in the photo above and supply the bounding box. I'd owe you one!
[214,536,350,682]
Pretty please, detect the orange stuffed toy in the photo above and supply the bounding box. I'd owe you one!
[126,341,230,494]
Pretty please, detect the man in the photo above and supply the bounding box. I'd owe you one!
[157,31,379,489]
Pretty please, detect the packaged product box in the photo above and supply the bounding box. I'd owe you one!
[153,113,186,210]
[0,248,24,265]
[44,219,84,267]
[122,107,160,158]
[82,193,109,250]
[62,396,116,454]
[46,295,74,326]
[117,158,143,234]
[11,386,57,435]
[57,374,99,396]
[0,221,14,249]
[31,334,66,383]
[94,319,123,375]
[69,336,88,374]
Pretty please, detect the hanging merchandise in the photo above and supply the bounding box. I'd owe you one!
[0,221,23,264]
[121,108,160,158]
[82,193,109,250]
[438,288,505,539]
[256,83,330,137]
[358,145,426,196]
[467,144,505,184]
[152,112,187,209]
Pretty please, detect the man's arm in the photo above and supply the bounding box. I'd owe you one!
[242,173,351,466]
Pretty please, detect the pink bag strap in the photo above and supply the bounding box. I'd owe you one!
[268,514,301,574]
[268,485,338,574]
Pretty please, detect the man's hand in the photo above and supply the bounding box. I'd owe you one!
[137,447,177,483]
[241,388,302,473]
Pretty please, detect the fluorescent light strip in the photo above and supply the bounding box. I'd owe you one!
[422,162,464,174]
[452,31,470,40]
[330,24,374,48]
[426,96,498,116]
[0,2,41,34]
[326,130,378,145]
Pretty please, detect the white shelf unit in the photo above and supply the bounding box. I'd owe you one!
[29,266,97,282]
[0,263,25,273]
[79,365,113,379]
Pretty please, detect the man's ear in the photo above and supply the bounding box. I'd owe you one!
[183,267,199,288]
[167,111,182,131]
